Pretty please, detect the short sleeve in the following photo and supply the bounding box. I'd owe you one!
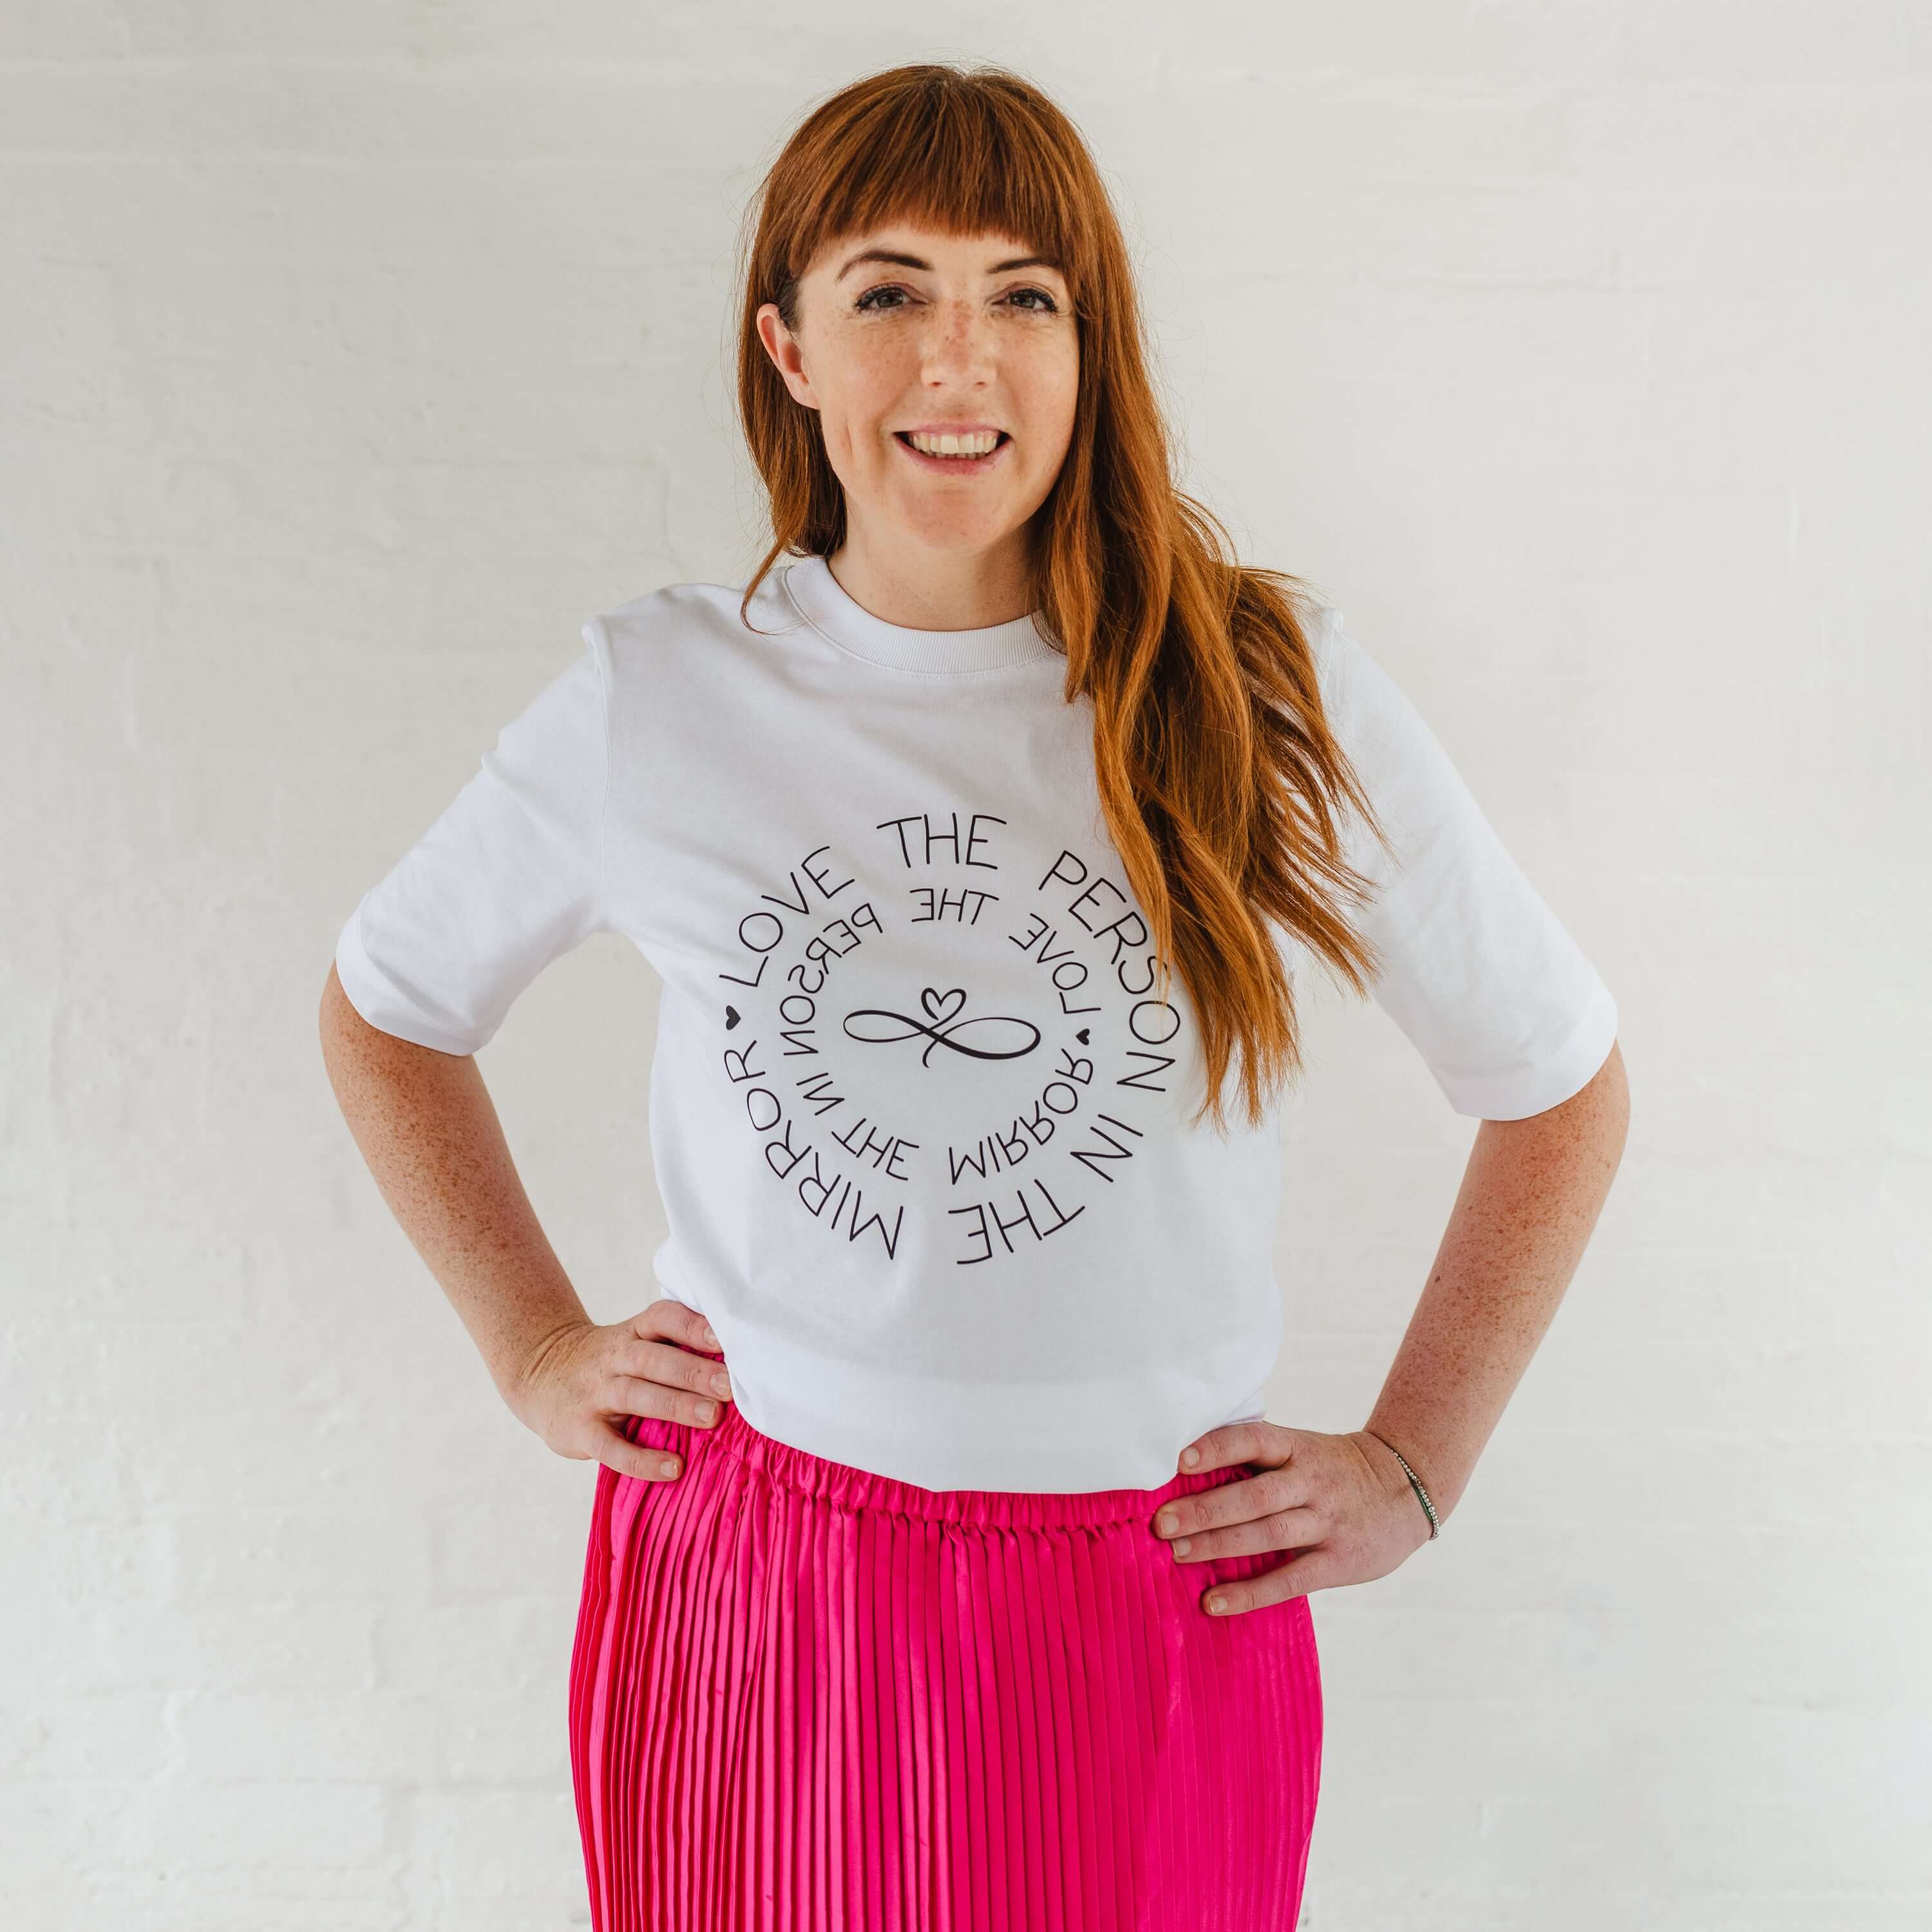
[1312,607,1618,1121]
[332,621,612,1056]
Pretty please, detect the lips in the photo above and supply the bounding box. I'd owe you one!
[893,430,1012,470]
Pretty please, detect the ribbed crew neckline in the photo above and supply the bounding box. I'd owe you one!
[783,553,1060,675]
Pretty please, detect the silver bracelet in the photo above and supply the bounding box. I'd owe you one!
[1365,1428,1440,1540]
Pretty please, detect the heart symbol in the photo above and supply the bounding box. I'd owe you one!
[724,1005,741,1029]
[1075,1028,1090,1044]
[920,987,967,1027]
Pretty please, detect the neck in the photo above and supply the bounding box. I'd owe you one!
[826,523,1037,633]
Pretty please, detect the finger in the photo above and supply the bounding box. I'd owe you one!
[634,1297,723,1356]
[1200,1549,1332,1618]
[594,1418,687,1483]
[616,1336,734,1405]
[611,1369,732,1430]
[1164,1502,1323,1565]
[1151,1463,1296,1544]
[1176,1420,1286,1475]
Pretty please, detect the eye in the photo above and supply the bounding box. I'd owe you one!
[853,283,909,314]
[1005,286,1061,314]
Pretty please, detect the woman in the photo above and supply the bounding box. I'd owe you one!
[322,61,1628,1932]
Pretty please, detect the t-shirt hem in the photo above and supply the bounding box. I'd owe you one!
[1442,978,1619,1121]
[711,1322,1282,1496]
[334,909,482,1057]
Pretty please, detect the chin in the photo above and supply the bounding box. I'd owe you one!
[896,502,1036,556]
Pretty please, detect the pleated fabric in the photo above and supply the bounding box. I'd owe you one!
[569,1376,1323,1931]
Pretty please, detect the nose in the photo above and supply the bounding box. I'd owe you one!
[918,299,996,388]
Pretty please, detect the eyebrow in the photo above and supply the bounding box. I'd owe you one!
[833,247,1063,282]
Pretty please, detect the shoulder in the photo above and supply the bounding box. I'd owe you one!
[1287,600,1468,818]
[587,569,801,668]
[1298,600,1441,743]
[1293,596,1392,746]
[577,568,815,742]
[1293,595,1365,681]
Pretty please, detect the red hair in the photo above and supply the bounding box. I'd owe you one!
[734,61,1390,1133]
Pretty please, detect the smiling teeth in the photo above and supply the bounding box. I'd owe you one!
[905,430,1001,457]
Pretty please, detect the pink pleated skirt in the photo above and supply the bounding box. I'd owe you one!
[569,1384,1323,1931]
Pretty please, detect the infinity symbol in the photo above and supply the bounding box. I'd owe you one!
[842,985,1041,1067]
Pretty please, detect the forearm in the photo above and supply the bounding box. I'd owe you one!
[319,965,591,1397]
[1364,1041,1629,1523]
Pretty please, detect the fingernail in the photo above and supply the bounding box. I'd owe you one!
[703,1325,720,1347]
[1206,1595,1227,1614]
[696,1400,717,1422]
[1156,1510,1179,1538]
[1172,1537,1191,1557]
[659,1458,680,1477]
[1180,1446,1199,1468]
[710,1370,732,1396]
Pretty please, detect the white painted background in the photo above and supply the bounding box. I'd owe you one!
[5,5,1927,1927]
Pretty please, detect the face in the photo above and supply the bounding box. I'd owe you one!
[757,225,1079,566]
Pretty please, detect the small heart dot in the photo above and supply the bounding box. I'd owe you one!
[724,1005,741,1029]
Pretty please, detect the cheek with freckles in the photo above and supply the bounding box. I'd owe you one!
[1008,368,1077,496]
[826,336,916,458]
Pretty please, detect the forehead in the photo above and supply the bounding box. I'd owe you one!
[809,227,1065,283]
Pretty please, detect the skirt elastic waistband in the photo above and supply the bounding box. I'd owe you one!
[620,1383,1247,1530]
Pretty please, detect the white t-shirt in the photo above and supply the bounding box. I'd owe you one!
[335,554,1617,1493]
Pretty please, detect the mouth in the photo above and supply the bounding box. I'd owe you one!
[893,430,1012,473]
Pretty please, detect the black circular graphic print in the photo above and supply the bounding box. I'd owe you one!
[712,808,1196,1267]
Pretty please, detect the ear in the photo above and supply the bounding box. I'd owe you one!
[755,303,817,412]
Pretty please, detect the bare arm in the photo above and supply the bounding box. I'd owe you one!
[1159,1039,1630,1613]
[317,963,731,1477]
[1362,1037,1631,1524]
[319,961,591,1399]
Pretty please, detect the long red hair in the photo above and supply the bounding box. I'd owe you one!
[733,61,1390,1134]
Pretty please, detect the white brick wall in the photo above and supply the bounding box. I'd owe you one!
[4,6,1926,1927]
